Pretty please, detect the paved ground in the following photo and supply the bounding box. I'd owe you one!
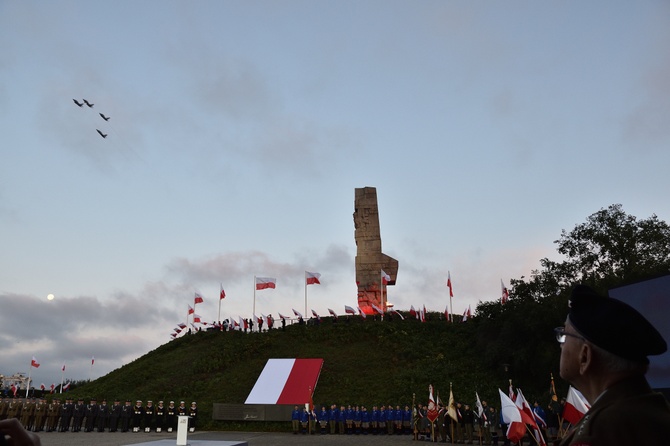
[34,430,430,446]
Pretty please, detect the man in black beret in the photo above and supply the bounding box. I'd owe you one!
[558,285,670,445]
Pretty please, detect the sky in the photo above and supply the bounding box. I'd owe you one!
[1,0,669,388]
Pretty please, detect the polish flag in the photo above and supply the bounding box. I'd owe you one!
[63,382,71,391]
[501,279,509,305]
[193,314,202,323]
[409,305,417,318]
[278,312,289,320]
[171,333,177,338]
[220,285,226,300]
[563,386,590,425]
[31,356,40,368]
[444,305,450,322]
[292,308,303,318]
[49,384,55,393]
[499,389,527,444]
[371,304,384,315]
[188,305,194,315]
[91,356,95,365]
[447,271,454,297]
[358,307,367,319]
[194,293,204,304]
[328,308,338,319]
[427,385,439,423]
[245,358,324,404]
[256,277,277,290]
[311,309,320,320]
[390,309,405,320]
[381,270,391,285]
[344,305,356,315]
[178,323,187,329]
[40,383,46,391]
[61,363,66,372]
[173,327,181,333]
[305,271,321,285]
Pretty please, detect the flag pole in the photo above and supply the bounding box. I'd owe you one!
[448,271,453,323]
[26,363,32,398]
[304,271,308,317]
[380,270,385,321]
[218,283,222,324]
[60,366,64,394]
[253,275,256,318]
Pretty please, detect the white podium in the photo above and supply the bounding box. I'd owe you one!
[177,415,190,445]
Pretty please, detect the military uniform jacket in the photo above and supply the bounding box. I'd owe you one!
[560,375,670,446]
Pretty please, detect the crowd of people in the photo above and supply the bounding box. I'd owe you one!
[288,396,568,445]
[0,397,198,434]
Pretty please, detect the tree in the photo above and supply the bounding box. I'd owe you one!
[474,204,670,395]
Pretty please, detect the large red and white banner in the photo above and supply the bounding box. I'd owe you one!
[245,358,324,405]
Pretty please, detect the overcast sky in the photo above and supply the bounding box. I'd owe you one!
[1,0,669,387]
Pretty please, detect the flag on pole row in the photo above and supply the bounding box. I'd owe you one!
[447,271,454,297]
[501,279,509,304]
[328,308,337,319]
[427,385,439,422]
[188,305,194,315]
[194,292,204,304]
[381,270,391,285]
[563,386,590,424]
[305,271,321,285]
[256,277,277,290]
[292,308,303,318]
[498,389,527,444]
[31,356,40,368]
[91,356,95,366]
[344,305,356,315]
[220,284,226,300]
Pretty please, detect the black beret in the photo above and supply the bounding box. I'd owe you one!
[568,285,667,363]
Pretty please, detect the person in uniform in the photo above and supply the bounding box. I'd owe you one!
[291,405,301,434]
[166,401,177,432]
[337,405,346,434]
[402,404,412,434]
[300,406,309,434]
[45,399,59,432]
[84,398,98,432]
[20,398,35,430]
[97,399,109,432]
[132,400,144,432]
[188,401,198,433]
[318,405,328,434]
[155,400,166,433]
[557,285,670,446]
[143,400,154,432]
[33,398,47,432]
[120,399,132,432]
[386,404,395,435]
[108,399,121,432]
[72,398,85,432]
[0,398,9,421]
[329,404,338,434]
[344,404,353,434]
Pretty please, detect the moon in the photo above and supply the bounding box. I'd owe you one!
[47,294,55,301]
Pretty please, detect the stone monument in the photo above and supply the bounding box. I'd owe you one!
[353,187,398,314]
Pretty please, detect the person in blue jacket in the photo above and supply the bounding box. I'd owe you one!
[291,405,301,434]
[318,406,329,434]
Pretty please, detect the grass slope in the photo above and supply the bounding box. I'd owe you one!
[68,314,550,429]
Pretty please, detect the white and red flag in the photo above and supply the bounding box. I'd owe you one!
[278,312,289,320]
[427,385,439,423]
[358,307,367,319]
[49,384,55,393]
[311,309,320,321]
[31,356,40,368]
[91,356,95,366]
[563,386,590,425]
[178,323,187,329]
[292,308,303,318]
[61,363,66,372]
[188,305,194,315]
[409,305,417,318]
[462,305,471,322]
[220,285,226,300]
[63,382,71,391]
[447,271,454,297]
[501,279,509,305]
[256,277,276,290]
[476,392,487,422]
[516,389,546,446]
[498,389,528,444]
[444,305,450,322]
[305,271,321,285]
[344,305,356,315]
[193,314,202,323]
[245,358,324,405]
[381,270,391,285]
[40,383,45,391]
[371,303,384,315]
[328,308,337,319]
[194,293,204,304]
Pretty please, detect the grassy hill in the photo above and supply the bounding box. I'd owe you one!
[67,311,562,429]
